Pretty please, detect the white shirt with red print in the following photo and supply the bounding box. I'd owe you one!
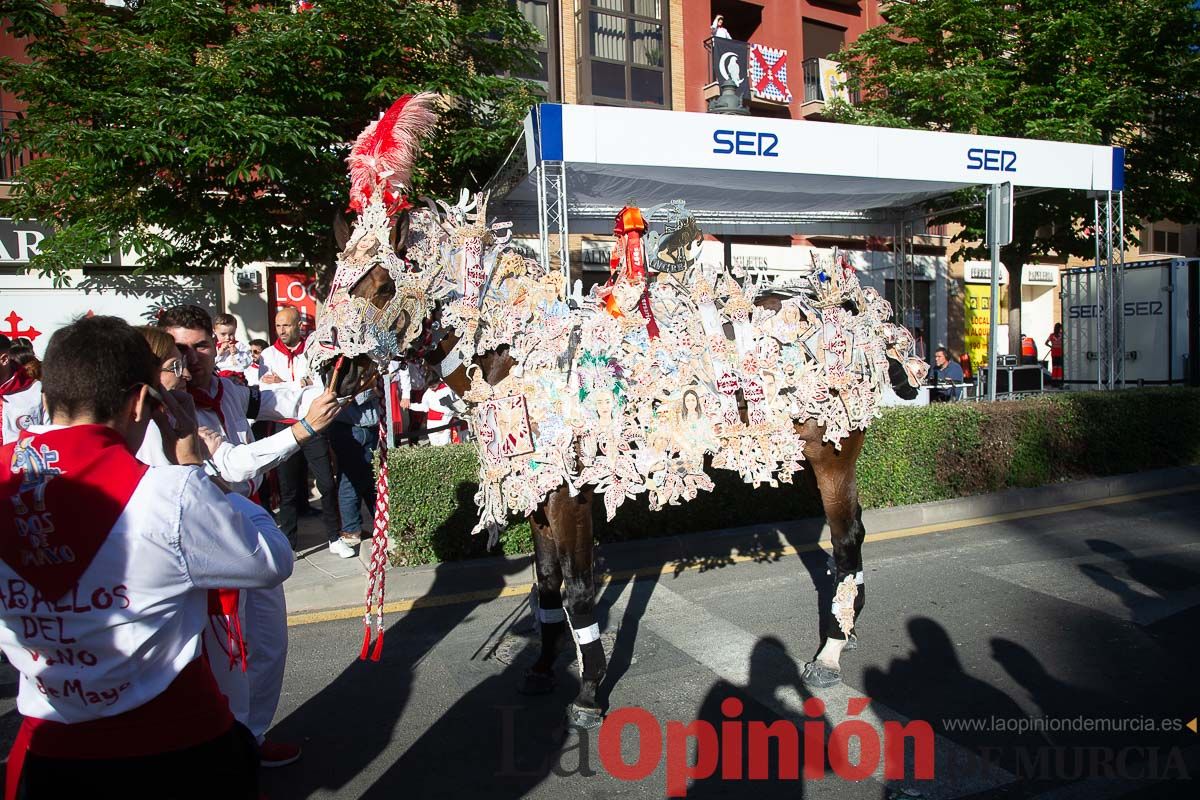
[0,424,293,725]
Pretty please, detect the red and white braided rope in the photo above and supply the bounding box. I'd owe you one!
[360,416,391,661]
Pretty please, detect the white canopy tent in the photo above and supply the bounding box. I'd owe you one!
[485,103,1128,389]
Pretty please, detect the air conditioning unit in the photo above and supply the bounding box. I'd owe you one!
[235,268,263,293]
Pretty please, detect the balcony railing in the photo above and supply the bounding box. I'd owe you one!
[1,110,34,182]
[800,58,859,115]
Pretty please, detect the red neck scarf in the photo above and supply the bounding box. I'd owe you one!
[0,369,34,398]
[188,378,226,430]
[273,337,306,372]
[0,425,148,602]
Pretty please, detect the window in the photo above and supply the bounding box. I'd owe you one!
[1152,229,1180,254]
[512,1,559,100]
[584,0,669,107]
[802,19,846,60]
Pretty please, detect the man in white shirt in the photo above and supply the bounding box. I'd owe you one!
[157,304,341,770]
[259,306,344,557]
[0,315,291,798]
[711,14,732,39]
[246,338,270,388]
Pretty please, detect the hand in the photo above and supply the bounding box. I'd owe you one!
[293,385,341,443]
[156,389,203,465]
[197,426,227,459]
[399,399,411,410]
[261,372,283,385]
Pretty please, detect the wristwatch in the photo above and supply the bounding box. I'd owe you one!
[202,458,221,478]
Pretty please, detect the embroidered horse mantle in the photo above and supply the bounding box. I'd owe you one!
[406,197,929,542]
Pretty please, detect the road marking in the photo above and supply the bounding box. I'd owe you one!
[636,581,1015,799]
[287,483,1200,627]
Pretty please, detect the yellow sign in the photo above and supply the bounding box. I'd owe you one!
[964,283,1008,371]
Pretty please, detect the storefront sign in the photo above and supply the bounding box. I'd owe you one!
[1021,264,1058,286]
[580,240,613,272]
[270,269,319,334]
[964,260,1009,284]
[0,218,120,266]
[0,270,222,356]
[509,237,542,259]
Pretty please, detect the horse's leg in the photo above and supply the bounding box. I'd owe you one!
[801,428,866,689]
[551,485,607,729]
[518,497,566,696]
[847,500,867,649]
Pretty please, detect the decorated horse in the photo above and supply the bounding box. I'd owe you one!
[309,95,929,728]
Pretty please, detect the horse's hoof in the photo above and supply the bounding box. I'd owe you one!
[802,661,842,688]
[518,668,556,696]
[844,631,858,652]
[567,703,604,730]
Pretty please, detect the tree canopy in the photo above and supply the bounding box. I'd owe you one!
[0,0,541,281]
[830,0,1200,350]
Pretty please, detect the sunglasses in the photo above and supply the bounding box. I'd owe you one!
[162,360,185,378]
[125,382,166,410]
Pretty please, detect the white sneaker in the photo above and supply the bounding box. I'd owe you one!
[328,538,356,559]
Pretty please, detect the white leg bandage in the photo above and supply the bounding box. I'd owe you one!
[572,623,601,645]
[536,606,566,624]
[816,636,848,669]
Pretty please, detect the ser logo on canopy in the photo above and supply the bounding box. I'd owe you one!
[712,129,779,157]
[967,147,1017,173]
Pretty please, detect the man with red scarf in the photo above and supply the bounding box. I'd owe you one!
[157,305,341,770]
[0,315,292,798]
[259,306,345,558]
[1,335,46,445]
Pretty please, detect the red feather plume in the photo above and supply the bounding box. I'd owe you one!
[348,91,439,212]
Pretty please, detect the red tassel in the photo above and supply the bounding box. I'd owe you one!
[370,627,384,662]
[232,614,247,673]
[359,624,372,661]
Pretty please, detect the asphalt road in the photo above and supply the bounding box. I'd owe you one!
[255,487,1200,800]
[2,488,1197,799]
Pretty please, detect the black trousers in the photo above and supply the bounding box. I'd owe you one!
[18,722,258,799]
[275,432,340,546]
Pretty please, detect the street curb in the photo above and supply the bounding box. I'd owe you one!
[284,465,1200,624]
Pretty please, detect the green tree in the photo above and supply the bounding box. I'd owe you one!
[0,0,541,281]
[830,0,1200,354]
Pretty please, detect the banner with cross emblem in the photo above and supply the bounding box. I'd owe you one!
[749,44,792,104]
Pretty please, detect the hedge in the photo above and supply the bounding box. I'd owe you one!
[385,388,1200,566]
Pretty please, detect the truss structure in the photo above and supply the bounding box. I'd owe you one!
[1093,191,1126,389]
[536,161,570,296]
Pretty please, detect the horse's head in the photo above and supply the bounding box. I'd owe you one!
[305,92,442,396]
[309,201,445,397]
